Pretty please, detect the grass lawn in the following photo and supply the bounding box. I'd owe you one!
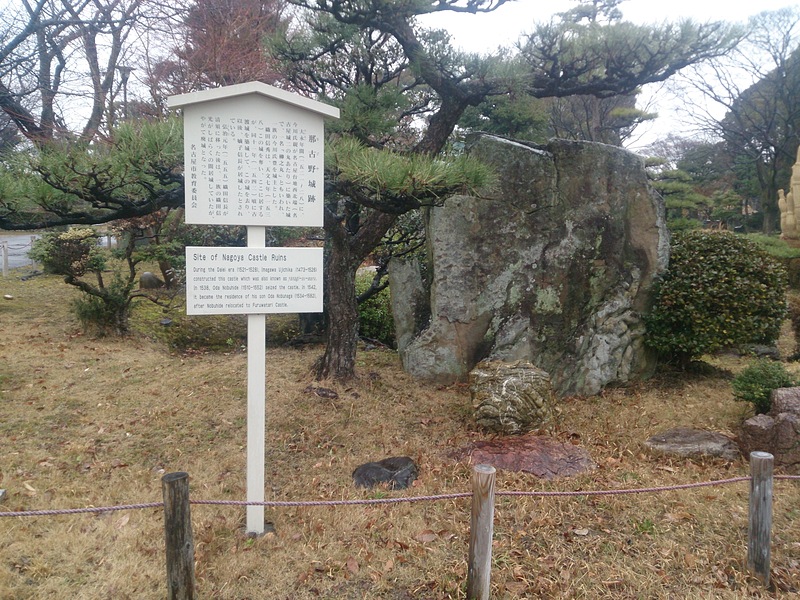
[0,267,799,599]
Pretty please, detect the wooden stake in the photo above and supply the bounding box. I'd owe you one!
[467,464,496,600]
[162,472,195,600]
[748,451,773,587]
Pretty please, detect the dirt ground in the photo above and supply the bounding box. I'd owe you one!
[0,268,799,599]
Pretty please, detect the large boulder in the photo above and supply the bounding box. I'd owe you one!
[390,135,668,396]
[739,387,800,465]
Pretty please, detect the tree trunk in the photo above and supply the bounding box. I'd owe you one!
[316,226,360,379]
[315,208,398,380]
[762,187,778,235]
[158,258,177,288]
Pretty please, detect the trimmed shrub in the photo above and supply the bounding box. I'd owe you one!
[29,228,106,276]
[644,230,787,365]
[355,272,395,347]
[732,359,796,414]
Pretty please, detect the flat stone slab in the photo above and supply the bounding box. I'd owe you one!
[645,427,740,461]
[456,434,596,479]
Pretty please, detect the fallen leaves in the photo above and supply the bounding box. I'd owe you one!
[414,529,455,544]
[345,556,359,574]
[114,514,130,529]
[415,530,437,543]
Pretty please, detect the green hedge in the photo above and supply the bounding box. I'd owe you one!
[645,230,787,365]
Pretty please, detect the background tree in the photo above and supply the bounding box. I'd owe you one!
[545,92,655,145]
[458,0,713,147]
[0,113,22,158]
[143,0,288,109]
[675,7,800,233]
[559,0,625,25]
[645,136,747,231]
[0,0,193,231]
[0,0,160,146]
[459,82,654,146]
[458,80,551,143]
[0,0,278,230]
[541,0,654,146]
[178,0,287,87]
[273,0,739,380]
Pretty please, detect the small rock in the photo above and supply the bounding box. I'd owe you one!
[739,344,781,360]
[303,385,339,400]
[0,489,6,502]
[139,272,164,289]
[739,388,800,465]
[353,457,418,489]
[771,387,800,414]
[3,294,12,300]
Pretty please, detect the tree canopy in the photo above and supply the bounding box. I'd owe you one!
[0,0,742,377]
[269,0,740,379]
[0,0,169,145]
[0,119,183,229]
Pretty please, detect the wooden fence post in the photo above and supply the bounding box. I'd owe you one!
[162,472,196,600]
[748,451,773,587]
[467,464,496,600]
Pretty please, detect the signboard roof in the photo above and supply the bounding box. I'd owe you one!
[168,82,340,120]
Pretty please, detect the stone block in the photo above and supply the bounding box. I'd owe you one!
[470,360,554,435]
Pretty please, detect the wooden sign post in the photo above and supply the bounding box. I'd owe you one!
[169,83,338,534]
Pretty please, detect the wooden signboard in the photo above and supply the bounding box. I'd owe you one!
[169,83,338,534]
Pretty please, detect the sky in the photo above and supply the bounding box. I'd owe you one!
[420,0,800,150]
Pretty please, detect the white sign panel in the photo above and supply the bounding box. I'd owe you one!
[185,246,323,315]
[182,95,325,227]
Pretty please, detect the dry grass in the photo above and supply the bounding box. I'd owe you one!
[1,268,799,599]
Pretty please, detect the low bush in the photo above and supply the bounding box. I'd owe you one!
[71,275,135,336]
[355,272,395,347]
[732,359,796,414]
[644,230,787,366]
[30,228,139,335]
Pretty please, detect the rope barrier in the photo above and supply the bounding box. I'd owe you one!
[193,493,471,507]
[497,476,754,497]
[0,475,797,518]
[0,502,163,517]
